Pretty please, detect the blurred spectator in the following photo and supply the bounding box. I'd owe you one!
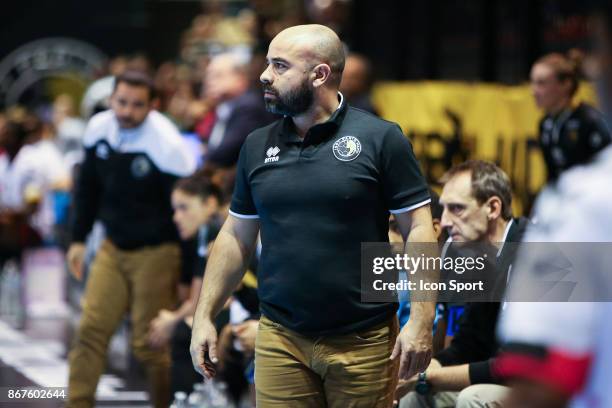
[198,52,275,194]
[164,63,208,132]
[0,109,66,261]
[109,55,129,77]
[251,0,306,45]
[179,1,254,65]
[340,53,379,115]
[397,160,528,408]
[52,94,87,172]
[531,50,611,182]
[66,70,196,408]
[154,62,180,114]
[127,53,154,75]
[80,77,115,119]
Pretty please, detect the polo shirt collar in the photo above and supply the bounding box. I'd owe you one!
[281,92,347,144]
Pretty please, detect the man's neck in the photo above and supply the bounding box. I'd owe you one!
[292,91,340,138]
[547,97,573,116]
[488,217,511,248]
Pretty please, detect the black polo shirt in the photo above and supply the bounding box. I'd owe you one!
[230,94,430,336]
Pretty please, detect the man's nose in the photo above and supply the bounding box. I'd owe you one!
[440,208,453,230]
[119,105,132,117]
[260,65,272,84]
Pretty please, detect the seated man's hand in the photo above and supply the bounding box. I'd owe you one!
[394,373,419,405]
[232,319,259,354]
[393,358,441,404]
[148,309,179,349]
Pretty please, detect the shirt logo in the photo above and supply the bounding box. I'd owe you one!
[131,155,152,178]
[96,143,110,159]
[332,136,361,162]
[264,146,280,163]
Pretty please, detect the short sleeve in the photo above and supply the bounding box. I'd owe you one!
[380,125,430,213]
[229,142,259,219]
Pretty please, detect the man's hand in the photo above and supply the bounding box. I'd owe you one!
[393,359,441,404]
[67,243,86,281]
[390,319,433,379]
[190,317,219,379]
[148,309,179,349]
[232,319,259,353]
[393,373,419,405]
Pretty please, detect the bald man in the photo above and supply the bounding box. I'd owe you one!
[190,24,438,407]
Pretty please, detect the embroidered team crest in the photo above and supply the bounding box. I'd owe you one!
[96,143,110,159]
[332,136,361,161]
[131,155,151,178]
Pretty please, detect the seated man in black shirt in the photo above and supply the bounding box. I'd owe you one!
[397,160,528,408]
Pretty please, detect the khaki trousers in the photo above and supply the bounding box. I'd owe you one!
[400,384,509,407]
[67,240,179,408]
[255,315,400,408]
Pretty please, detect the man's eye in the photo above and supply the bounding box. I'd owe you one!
[449,204,464,214]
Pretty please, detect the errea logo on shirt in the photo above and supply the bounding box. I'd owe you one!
[264,146,280,163]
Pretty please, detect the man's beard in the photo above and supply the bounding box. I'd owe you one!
[263,81,314,116]
[117,115,145,129]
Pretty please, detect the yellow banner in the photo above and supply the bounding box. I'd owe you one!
[372,81,598,215]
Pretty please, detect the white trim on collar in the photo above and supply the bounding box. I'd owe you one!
[496,218,514,257]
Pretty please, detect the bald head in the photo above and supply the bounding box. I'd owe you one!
[272,24,345,87]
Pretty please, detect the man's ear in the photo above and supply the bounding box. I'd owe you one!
[487,196,502,220]
[312,63,332,88]
[432,219,442,241]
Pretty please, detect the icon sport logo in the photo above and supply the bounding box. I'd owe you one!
[264,146,280,163]
[332,136,361,161]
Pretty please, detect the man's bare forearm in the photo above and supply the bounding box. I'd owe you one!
[194,219,258,321]
[428,363,471,391]
[407,221,439,327]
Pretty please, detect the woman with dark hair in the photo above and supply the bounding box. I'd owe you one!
[146,172,223,397]
[531,50,611,181]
